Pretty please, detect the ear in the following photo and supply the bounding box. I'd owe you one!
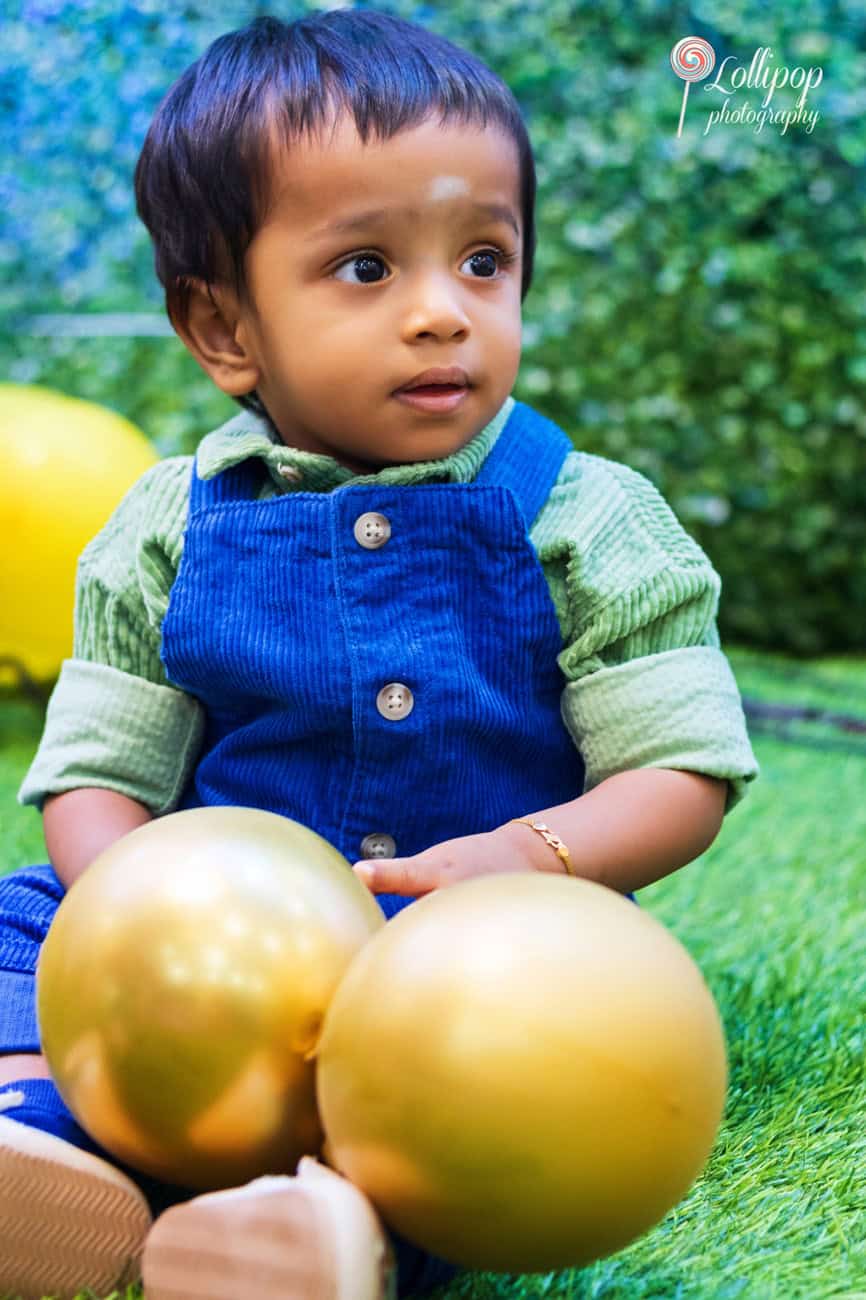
[171,277,261,398]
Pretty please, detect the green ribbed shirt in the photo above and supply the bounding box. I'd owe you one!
[19,394,759,818]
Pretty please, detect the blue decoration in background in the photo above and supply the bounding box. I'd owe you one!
[0,1,276,318]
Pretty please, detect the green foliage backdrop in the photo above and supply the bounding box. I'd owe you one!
[2,0,864,655]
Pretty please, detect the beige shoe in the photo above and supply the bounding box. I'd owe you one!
[141,1155,397,1300]
[0,1108,153,1300]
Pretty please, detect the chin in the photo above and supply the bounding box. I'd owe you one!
[340,454,393,474]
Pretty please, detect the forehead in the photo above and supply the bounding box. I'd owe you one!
[263,111,522,235]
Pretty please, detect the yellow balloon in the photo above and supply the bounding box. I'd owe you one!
[36,807,385,1190]
[0,383,158,682]
[314,872,728,1274]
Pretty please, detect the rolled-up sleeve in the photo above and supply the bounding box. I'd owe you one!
[17,456,202,815]
[18,660,204,814]
[549,452,759,816]
[561,646,758,814]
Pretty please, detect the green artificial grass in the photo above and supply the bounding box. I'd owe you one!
[1,644,864,1300]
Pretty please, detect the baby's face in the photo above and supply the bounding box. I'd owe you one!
[234,111,524,473]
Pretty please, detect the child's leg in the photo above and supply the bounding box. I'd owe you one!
[0,865,124,1158]
[0,863,188,1299]
[0,863,65,1054]
[0,1050,52,1082]
[0,864,106,1155]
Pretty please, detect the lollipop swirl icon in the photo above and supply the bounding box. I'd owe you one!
[670,37,716,138]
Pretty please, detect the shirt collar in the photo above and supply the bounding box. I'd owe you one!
[195,395,516,494]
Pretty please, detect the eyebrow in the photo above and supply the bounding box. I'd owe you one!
[308,202,521,242]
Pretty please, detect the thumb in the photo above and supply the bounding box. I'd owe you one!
[352,857,420,896]
[352,861,377,889]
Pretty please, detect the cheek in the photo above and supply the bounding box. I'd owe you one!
[494,310,523,357]
[482,284,522,334]
[292,303,361,348]
[307,327,374,377]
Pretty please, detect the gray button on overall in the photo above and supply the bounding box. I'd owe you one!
[354,512,392,549]
[376,682,414,720]
[360,832,397,859]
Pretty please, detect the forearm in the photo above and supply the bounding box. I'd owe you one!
[43,788,154,891]
[499,768,728,894]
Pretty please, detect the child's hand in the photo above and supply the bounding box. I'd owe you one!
[351,829,534,898]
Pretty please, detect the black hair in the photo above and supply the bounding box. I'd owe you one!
[134,8,537,417]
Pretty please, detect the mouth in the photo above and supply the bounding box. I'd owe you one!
[393,384,471,412]
[400,383,466,396]
[394,365,472,395]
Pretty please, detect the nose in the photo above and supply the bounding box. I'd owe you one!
[400,269,471,342]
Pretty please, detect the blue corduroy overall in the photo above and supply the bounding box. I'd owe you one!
[162,397,587,917]
[0,398,630,1294]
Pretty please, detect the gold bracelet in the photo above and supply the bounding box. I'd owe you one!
[507,818,576,876]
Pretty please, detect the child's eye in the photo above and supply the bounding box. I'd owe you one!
[331,247,519,286]
[333,253,389,285]
[461,247,520,279]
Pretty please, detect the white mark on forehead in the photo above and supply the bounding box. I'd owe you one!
[425,175,471,202]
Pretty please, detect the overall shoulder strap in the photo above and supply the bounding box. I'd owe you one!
[473,399,574,528]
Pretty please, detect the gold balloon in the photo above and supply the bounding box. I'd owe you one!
[36,807,384,1190]
[0,383,158,683]
[314,872,728,1274]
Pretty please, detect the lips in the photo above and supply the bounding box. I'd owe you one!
[394,386,470,414]
[406,384,463,395]
[397,366,471,392]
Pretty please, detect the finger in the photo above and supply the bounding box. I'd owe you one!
[352,862,376,890]
[352,858,427,896]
